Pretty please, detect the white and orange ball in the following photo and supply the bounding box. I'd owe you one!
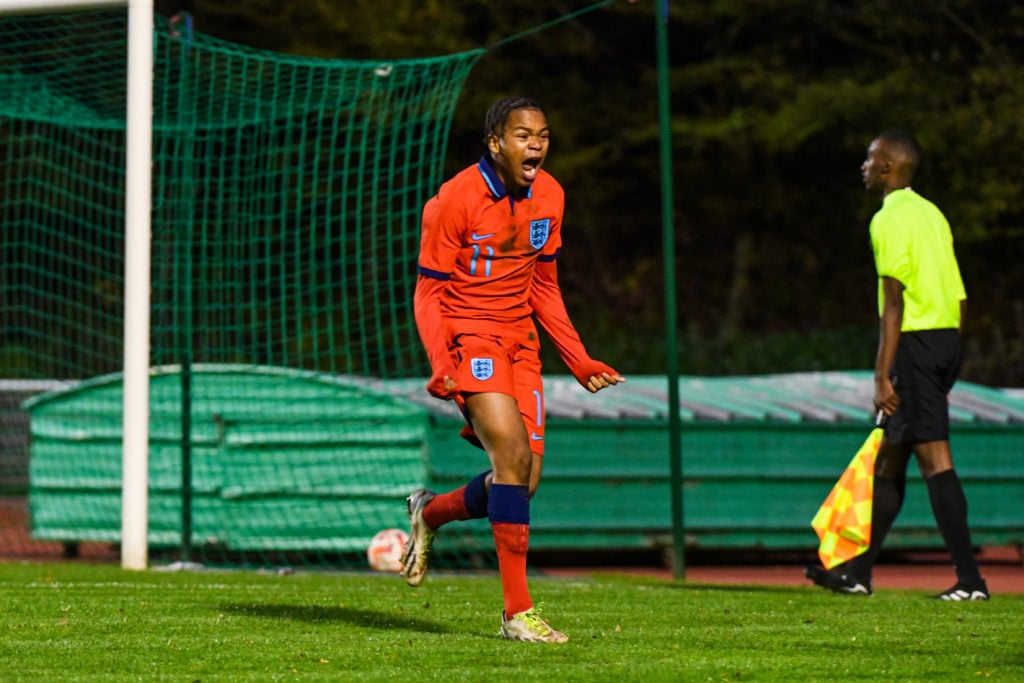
[366,527,409,572]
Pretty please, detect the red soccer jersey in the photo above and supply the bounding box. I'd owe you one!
[417,155,564,337]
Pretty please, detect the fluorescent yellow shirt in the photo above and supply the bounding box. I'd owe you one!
[869,188,966,331]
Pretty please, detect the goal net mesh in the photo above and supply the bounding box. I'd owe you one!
[0,9,489,569]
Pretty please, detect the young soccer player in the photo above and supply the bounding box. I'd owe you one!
[806,130,988,601]
[401,96,625,642]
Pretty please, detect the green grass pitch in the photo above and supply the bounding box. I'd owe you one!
[1,562,1021,681]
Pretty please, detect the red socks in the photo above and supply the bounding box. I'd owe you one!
[422,479,533,616]
[422,486,470,530]
[492,522,532,616]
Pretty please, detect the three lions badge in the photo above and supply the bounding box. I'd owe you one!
[530,218,550,250]
[471,357,494,381]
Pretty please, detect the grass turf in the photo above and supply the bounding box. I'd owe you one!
[1,562,1020,681]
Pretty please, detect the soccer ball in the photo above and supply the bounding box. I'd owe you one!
[366,527,408,572]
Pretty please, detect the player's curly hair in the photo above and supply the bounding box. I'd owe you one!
[483,96,545,144]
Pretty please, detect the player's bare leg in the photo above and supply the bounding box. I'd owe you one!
[467,392,567,642]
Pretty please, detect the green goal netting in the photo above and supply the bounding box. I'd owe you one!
[0,9,486,568]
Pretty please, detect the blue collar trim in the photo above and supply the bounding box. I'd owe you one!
[476,155,532,201]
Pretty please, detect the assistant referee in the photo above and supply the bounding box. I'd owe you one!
[807,129,989,601]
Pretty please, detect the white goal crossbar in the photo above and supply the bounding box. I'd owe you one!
[2,0,153,571]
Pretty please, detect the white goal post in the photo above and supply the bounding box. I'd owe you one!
[1,0,154,571]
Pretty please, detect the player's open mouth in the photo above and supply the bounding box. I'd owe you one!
[522,157,541,179]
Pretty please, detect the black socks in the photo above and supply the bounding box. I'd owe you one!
[848,474,905,581]
[927,469,983,586]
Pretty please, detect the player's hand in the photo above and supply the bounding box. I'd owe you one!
[427,369,457,400]
[584,371,626,393]
[574,361,625,393]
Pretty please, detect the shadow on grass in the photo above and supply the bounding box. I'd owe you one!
[218,603,451,634]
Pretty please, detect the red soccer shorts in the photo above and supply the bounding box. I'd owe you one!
[449,333,546,456]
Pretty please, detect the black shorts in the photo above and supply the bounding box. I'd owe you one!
[886,329,962,445]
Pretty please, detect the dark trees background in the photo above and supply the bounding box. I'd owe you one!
[156,0,1024,386]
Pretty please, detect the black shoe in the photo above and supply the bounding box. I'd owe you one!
[805,565,873,596]
[932,581,989,601]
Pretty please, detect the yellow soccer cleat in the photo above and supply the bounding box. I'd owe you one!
[499,609,569,643]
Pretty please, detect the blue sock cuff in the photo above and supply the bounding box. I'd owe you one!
[487,483,530,525]
[463,470,491,519]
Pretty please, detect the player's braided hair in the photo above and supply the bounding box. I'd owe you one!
[483,96,545,144]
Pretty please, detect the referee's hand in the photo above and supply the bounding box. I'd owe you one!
[874,376,899,417]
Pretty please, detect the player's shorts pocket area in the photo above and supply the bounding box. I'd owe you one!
[451,334,518,395]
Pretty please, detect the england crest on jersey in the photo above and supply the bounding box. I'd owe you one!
[530,218,551,249]
[471,357,494,381]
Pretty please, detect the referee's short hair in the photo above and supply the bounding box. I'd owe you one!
[877,129,922,173]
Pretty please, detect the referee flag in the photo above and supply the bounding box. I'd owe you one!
[811,424,883,569]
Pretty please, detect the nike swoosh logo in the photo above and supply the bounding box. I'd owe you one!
[470,232,496,241]
[530,432,544,441]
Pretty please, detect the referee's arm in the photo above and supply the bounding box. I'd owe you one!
[874,275,904,416]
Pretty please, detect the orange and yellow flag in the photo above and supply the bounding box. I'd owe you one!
[810,426,883,569]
